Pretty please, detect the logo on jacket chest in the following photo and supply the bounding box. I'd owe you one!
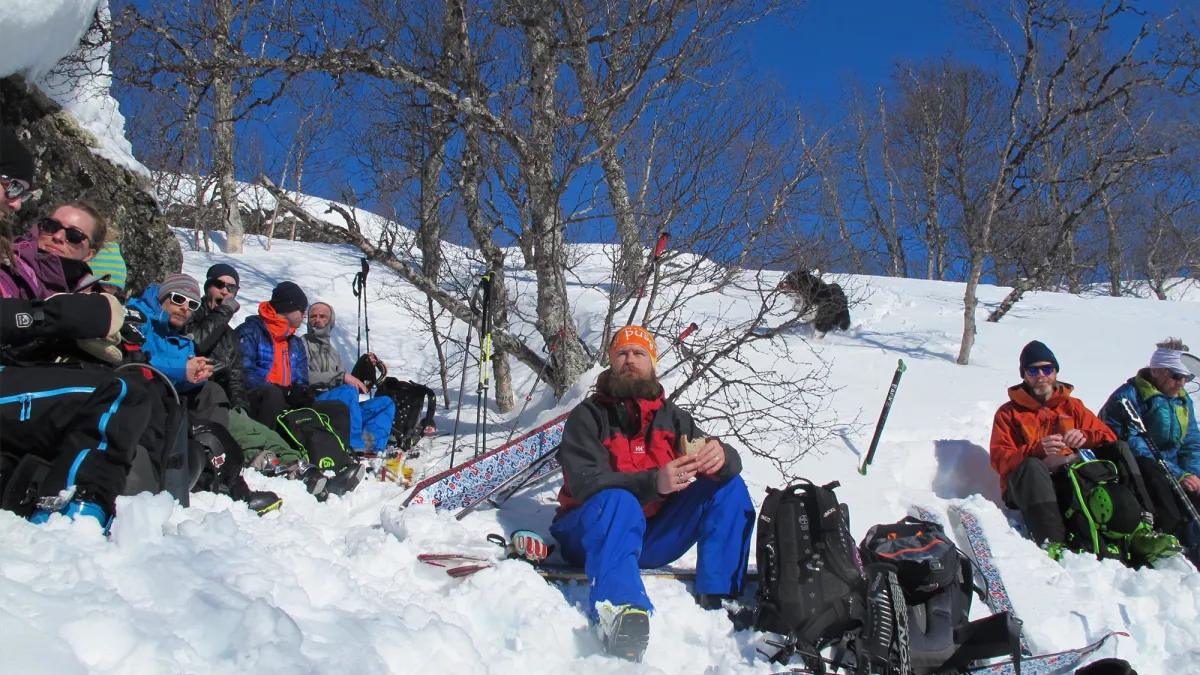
[631,439,646,454]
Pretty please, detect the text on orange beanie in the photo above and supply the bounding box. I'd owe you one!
[610,325,658,367]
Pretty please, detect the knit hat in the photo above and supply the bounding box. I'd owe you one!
[89,242,127,290]
[610,325,658,368]
[206,262,240,285]
[1019,340,1059,374]
[269,281,308,315]
[0,127,35,186]
[157,274,202,305]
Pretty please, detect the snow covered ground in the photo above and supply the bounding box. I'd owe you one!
[2,230,1199,674]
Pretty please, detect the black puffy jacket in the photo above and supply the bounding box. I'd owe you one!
[183,299,247,409]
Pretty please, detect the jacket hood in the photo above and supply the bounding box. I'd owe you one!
[135,285,171,326]
[305,302,336,342]
[1006,381,1075,410]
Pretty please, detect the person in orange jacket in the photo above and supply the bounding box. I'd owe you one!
[990,340,1163,558]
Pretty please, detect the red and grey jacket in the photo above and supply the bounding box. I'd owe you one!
[555,390,742,518]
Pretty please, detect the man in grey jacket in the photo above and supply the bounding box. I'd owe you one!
[304,302,395,452]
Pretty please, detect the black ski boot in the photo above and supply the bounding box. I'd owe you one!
[246,491,283,515]
[697,594,755,631]
[321,464,365,501]
[597,602,650,662]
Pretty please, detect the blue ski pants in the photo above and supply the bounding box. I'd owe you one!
[317,384,395,451]
[550,474,755,620]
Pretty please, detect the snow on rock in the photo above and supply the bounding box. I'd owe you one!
[0,0,100,82]
[3,231,1200,673]
[0,0,147,177]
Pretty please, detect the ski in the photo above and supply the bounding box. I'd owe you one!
[418,553,759,582]
[859,358,907,475]
[771,630,1124,675]
[959,631,1127,675]
[945,503,1034,658]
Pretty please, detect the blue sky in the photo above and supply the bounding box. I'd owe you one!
[746,2,986,106]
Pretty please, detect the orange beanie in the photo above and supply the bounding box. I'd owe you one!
[610,325,658,367]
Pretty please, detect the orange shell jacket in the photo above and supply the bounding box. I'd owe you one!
[989,382,1116,495]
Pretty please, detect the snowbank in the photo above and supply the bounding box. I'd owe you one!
[3,232,1198,673]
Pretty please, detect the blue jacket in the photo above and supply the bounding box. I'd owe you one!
[1100,375,1200,480]
[126,286,199,390]
[237,313,308,389]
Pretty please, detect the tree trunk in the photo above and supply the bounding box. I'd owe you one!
[957,256,985,365]
[562,0,643,293]
[453,0,514,412]
[1101,193,1122,297]
[213,0,244,254]
[987,278,1035,322]
[524,7,585,397]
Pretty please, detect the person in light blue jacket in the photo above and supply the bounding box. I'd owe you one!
[1101,338,1200,550]
[125,274,213,390]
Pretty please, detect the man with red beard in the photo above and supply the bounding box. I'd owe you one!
[550,325,753,662]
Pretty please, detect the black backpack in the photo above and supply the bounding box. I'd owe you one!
[375,377,437,450]
[860,517,1022,675]
[755,480,907,672]
[123,382,194,506]
[277,408,354,472]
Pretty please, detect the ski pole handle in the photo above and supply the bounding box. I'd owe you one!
[678,322,697,342]
[653,231,670,259]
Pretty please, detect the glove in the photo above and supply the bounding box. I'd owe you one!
[507,530,552,564]
[120,305,148,347]
[217,295,241,315]
[75,293,126,364]
[284,383,316,409]
[1043,451,1079,472]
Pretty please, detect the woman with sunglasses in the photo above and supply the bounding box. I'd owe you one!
[37,203,107,263]
[1101,338,1200,560]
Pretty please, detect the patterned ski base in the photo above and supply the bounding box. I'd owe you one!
[402,412,568,512]
[941,503,1035,658]
[417,553,715,581]
[960,631,1126,675]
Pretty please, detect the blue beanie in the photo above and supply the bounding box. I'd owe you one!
[1019,340,1059,374]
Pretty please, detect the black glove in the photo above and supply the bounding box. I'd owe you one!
[284,383,316,409]
[120,306,148,347]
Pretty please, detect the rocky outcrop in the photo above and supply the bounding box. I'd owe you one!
[1,74,180,294]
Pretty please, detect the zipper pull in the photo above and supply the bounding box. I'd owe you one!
[21,393,32,422]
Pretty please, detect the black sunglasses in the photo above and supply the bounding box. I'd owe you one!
[2,176,40,205]
[40,217,91,246]
[1168,370,1196,383]
[168,292,201,312]
[1024,365,1056,377]
[207,278,239,295]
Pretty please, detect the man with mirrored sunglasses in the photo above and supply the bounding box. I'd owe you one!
[990,340,1171,561]
[1101,338,1200,558]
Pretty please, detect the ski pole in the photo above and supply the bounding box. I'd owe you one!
[473,273,494,459]
[449,298,479,470]
[656,322,700,380]
[1119,397,1200,531]
[625,231,670,326]
[352,257,370,358]
[858,359,907,475]
[502,329,566,447]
